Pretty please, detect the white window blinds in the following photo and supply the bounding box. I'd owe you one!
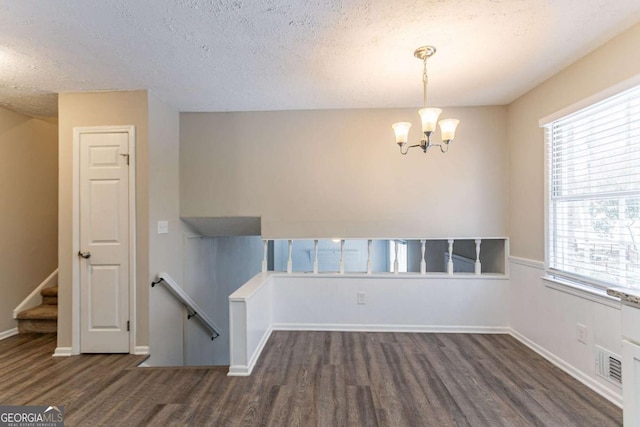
[545,84,640,289]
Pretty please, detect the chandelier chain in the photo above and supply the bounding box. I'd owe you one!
[422,57,428,108]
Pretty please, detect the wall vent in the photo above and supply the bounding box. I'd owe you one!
[596,346,622,385]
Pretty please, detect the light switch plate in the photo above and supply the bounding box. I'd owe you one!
[157,220,169,234]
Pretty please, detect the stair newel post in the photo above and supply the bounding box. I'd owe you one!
[475,239,482,275]
[367,239,372,275]
[339,239,345,274]
[393,240,400,275]
[420,239,427,274]
[313,239,319,274]
[447,239,454,275]
[287,239,293,274]
[261,239,268,273]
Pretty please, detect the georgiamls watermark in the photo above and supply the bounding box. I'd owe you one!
[0,406,64,427]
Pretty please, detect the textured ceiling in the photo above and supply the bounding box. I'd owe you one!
[1,0,640,117]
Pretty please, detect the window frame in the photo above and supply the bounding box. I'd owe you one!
[542,81,640,291]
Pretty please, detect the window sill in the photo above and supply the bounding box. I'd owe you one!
[542,275,621,309]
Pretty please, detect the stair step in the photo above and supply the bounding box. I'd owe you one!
[17,304,57,320]
[18,319,57,334]
[40,286,58,298]
[42,296,58,305]
[41,286,58,306]
[17,304,57,334]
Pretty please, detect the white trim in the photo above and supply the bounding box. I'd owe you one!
[13,269,58,318]
[504,238,511,276]
[229,273,273,302]
[266,236,510,241]
[272,272,509,280]
[0,328,18,341]
[72,125,137,355]
[541,85,640,289]
[542,276,621,309]
[508,256,545,270]
[543,127,551,275]
[137,361,150,367]
[53,347,73,357]
[71,127,80,355]
[134,346,149,355]
[539,73,640,126]
[509,329,623,408]
[227,327,273,377]
[272,324,510,334]
[128,127,137,356]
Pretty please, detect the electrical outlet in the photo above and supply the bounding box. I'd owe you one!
[357,291,366,305]
[577,323,587,344]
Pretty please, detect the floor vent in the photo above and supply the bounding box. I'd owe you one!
[596,346,622,384]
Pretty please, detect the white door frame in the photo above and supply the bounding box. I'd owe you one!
[71,125,137,355]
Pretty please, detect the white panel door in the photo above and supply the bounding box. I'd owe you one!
[79,131,130,353]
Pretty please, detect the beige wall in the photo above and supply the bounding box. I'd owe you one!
[180,106,508,239]
[507,22,640,261]
[0,107,57,333]
[57,91,149,348]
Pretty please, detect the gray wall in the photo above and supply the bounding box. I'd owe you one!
[185,236,263,366]
[147,93,187,365]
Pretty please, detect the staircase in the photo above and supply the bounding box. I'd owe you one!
[16,286,58,334]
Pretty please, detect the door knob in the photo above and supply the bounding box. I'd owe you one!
[78,251,91,259]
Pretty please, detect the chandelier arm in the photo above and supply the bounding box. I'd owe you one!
[399,143,421,155]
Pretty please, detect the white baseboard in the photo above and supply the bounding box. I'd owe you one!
[272,323,510,334]
[53,347,73,357]
[228,327,273,377]
[137,362,150,367]
[509,329,622,408]
[0,328,18,341]
[228,365,252,376]
[134,346,149,355]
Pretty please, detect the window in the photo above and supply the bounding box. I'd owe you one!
[545,85,640,289]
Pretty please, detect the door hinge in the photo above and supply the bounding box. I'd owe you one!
[127,320,130,331]
[120,153,130,165]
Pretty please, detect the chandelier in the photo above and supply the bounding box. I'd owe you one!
[392,45,459,155]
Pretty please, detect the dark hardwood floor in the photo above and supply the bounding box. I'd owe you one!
[0,331,622,426]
